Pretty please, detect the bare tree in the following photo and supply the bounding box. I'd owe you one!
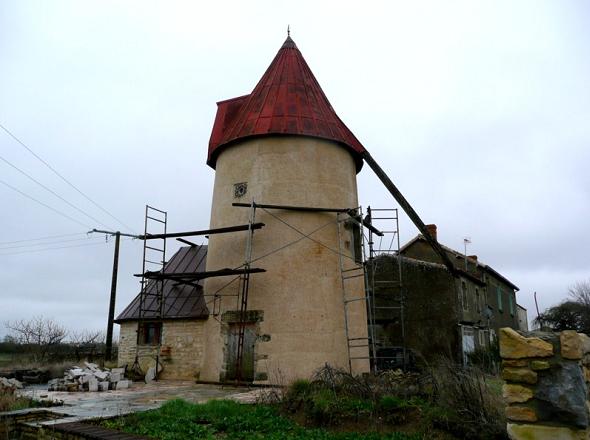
[569,280,590,308]
[68,330,106,362]
[4,316,67,362]
[68,330,105,345]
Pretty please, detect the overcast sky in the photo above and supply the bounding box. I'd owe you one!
[1,1,588,338]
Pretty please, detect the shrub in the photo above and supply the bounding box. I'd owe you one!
[429,359,506,439]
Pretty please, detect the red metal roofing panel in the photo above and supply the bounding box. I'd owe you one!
[207,36,366,171]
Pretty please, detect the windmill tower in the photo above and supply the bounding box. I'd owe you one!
[200,35,370,383]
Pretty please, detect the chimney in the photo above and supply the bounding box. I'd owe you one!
[425,224,437,241]
[468,255,478,262]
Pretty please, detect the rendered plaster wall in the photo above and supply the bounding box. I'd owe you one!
[117,320,206,380]
[202,136,369,383]
[499,327,590,440]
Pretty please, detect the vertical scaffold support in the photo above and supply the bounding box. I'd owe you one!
[366,207,406,371]
[235,200,256,383]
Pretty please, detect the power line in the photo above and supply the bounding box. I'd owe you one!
[0,122,136,233]
[0,232,86,245]
[0,154,114,230]
[0,178,91,229]
[0,235,105,250]
[0,237,134,257]
[0,240,108,256]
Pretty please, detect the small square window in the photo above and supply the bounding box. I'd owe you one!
[138,322,162,345]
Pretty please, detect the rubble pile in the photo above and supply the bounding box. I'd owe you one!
[48,362,131,392]
[0,377,23,394]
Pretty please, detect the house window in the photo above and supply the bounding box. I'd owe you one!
[478,329,486,346]
[475,288,481,313]
[461,281,468,310]
[509,293,515,316]
[497,287,503,313]
[138,322,162,345]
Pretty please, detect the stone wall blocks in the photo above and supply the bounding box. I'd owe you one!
[502,367,538,385]
[503,360,528,368]
[505,406,538,422]
[503,384,534,403]
[531,360,551,371]
[579,333,590,355]
[507,423,587,440]
[500,328,553,359]
[562,331,584,360]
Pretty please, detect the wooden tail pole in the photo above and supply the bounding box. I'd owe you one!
[362,151,458,276]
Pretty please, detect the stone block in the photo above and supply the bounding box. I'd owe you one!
[583,366,590,382]
[94,371,109,381]
[531,360,551,371]
[502,359,528,368]
[535,361,589,428]
[502,367,538,384]
[111,368,125,374]
[116,379,130,390]
[499,328,553,359]
[561,330,583,360]
[507,423,587,440]
[98,381,109,391]
[580,333,590,355]
[88,378,98,392]
[503,384,533,403]
[110,372,122,382]
[505,405,537,422]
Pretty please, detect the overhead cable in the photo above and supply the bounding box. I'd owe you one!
[0,232,86,245]
[0,178,91,229]
[0,154,114,230]
[0,122,136,233]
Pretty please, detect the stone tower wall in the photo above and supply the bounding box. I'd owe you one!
[201,136,369,383]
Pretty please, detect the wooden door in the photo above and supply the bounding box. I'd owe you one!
[226,323,255,381]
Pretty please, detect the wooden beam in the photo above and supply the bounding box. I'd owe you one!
[137,223,264,240]
[232,202,383,236]
[135,267,266,281]
[362,151,457,275]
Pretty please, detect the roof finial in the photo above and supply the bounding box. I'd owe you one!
[287,25,290,37]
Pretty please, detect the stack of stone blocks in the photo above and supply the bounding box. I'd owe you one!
[499,327,590,440]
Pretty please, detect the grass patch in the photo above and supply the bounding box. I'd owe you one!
[0,389,50,412]
[101,399,421,440]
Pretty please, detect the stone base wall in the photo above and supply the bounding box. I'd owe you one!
[499,327,590,439]
[117,320,206,380]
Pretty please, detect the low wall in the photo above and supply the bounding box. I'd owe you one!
[499,327,590,439]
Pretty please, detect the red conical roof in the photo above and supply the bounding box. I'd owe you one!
[207,36,366,170]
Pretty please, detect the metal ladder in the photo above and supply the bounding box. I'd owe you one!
[234,201,256,383]
[366,207,406,371]
[337,208,373,373]
[134,205,167,378]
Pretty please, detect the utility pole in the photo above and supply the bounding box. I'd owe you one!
[105,231,120,361]
[89,229,139,362]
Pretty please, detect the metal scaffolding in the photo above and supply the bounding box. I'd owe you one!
[366,207,407,371]
[133,203,263,382]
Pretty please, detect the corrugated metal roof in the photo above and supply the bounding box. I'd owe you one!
[115,245,209,322]
[207,36,366,170]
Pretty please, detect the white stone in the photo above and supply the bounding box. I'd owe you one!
[88,378,98,392]
[116,379,130,390]
[98,381,109,391]
[145,367,156,384]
